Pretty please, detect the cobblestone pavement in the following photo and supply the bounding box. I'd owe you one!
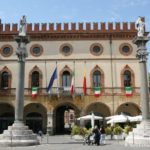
[0,135,150,150]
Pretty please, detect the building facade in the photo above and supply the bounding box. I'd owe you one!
[0,19,149,134]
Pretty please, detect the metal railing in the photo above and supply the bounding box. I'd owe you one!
[0,87,149,97]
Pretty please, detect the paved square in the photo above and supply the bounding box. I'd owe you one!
[0,135,149,150]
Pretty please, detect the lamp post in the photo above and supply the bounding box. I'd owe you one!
[125,17,150,147]
[0,16,39,147]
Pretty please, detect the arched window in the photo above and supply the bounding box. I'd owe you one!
[31,71,39,87]
[62,71,71,87]
[93,70,101,87]
[124,70,131,86]
[1,71,9,89]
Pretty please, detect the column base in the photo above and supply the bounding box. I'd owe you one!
[0,122,40,147]
[125,120,150,147]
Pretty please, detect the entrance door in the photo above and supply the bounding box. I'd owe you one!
[25,112,43,133]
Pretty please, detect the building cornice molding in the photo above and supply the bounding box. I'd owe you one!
[0,32,142,41]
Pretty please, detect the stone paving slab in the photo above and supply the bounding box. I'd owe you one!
[0,135,149,150]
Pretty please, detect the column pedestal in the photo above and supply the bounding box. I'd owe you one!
[0,122,39,146]
[125,37,150,147]
[125,120,150,147]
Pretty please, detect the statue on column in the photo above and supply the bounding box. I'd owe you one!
[136,16,145,37]
[19,15,27,36]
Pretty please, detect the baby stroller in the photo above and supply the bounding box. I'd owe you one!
[83,133,95,145]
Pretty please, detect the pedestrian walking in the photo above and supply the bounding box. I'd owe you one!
[92,125,100,145]
[100,126,106,145]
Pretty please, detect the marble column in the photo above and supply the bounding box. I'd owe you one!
[0,35,39,147]
[125,36,150,147]
[15,36,28,124]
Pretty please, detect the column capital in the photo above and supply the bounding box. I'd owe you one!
[14,35,30,62]
[133,36,150,62]
[132,36,150,45]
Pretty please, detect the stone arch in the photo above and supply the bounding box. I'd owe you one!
[115,102,141,116]
[0,66,12,89]
[121,65,135,88]
[0,103,14,133]
[90,65,104,88]
[28,66,43,89]
[59,65,73,87]
[85,102,111,117]
[24,103,47,133]
[54,102,80,115]
[53,102,80,134]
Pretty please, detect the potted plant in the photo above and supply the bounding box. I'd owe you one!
[71,125,88,141]
[123,125,132,139]
[105,126,113,140]
[113,125,123,140]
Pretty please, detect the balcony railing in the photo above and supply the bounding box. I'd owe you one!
[0,87,150,97]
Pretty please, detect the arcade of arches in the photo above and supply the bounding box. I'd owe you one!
[0,101,141,134]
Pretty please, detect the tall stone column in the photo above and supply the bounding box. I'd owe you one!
[0,17,39,147]
[15,36,28,124]
[135,37,150,120]
[125,36,150,147]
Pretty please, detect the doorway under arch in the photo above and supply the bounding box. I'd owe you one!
[24,103,47,134]
[26,112,43,133]
[54,103,80,134]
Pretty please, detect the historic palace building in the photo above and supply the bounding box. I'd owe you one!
[0,19,149,134]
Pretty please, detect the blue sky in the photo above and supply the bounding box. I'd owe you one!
[0,0,150,72]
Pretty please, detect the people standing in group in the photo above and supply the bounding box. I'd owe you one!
[92,125,100,146]
[100,125,106,145]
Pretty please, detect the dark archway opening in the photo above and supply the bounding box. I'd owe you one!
[25,112,43,134]
[55,105,75,135]
[24,103,47,134]
[0,112,14,133]
[0,103,14,134]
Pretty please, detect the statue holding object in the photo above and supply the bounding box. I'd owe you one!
[136,16,145,37]
[19,15,27,36]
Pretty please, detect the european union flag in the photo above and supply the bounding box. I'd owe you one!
[47,67,57,93]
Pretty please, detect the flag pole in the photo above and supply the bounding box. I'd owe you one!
[56,61,59,96]
[45,59,49,137]
[83,60,87,95]
[45,59,48,90]
[74,60,75,95]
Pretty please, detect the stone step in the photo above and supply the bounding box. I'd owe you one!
[4,129,34,135]
[1,134,38,140]
[0,139,40,147]
[8,125,29,130]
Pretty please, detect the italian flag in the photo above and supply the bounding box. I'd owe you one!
[125,86,132,96]
[70,72,74,95]
[83,67,87,95]
[94,87,101,97]
[32,87,38,98]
